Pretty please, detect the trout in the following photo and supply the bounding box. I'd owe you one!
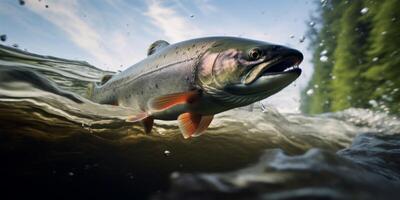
[88,37,303,138]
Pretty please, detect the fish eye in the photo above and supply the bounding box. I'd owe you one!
[249,48,262,60]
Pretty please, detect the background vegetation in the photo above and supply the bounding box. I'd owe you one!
[301,0,400,114]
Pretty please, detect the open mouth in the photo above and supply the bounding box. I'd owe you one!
[243,55,302,85]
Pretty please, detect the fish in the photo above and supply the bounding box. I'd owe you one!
[87,37,303,139]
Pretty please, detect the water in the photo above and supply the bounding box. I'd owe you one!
[1,44,399,199]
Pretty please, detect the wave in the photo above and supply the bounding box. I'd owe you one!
[1,44,399,199]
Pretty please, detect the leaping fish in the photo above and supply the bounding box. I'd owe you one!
[87,37,303,139]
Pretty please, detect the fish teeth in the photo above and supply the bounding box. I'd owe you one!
[284,66,295,72]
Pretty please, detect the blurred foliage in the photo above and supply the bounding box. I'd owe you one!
[301,0,400,114]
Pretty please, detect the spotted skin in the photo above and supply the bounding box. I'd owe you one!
[89,37,303,138]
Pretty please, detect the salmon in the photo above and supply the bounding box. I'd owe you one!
[88,37,303,138]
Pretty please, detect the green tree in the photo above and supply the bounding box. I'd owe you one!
[301,0,342,114]
[302,0,400,115]
[330,0,370,111]
[363,0,400,113]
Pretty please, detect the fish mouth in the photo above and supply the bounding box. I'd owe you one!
[243,53,303,85]
[225,50,303,96]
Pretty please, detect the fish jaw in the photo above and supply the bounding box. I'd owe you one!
[225,68,301,96]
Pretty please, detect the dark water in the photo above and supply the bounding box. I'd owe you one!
[1,45,399,199]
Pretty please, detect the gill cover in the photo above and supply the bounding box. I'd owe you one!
[197,49,261,89]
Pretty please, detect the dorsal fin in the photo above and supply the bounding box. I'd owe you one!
[100,74,113,85]
[147,40,169,56]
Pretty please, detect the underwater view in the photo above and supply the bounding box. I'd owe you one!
[1,0,400,199]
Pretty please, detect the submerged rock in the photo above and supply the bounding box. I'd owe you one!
[155,133,400,200]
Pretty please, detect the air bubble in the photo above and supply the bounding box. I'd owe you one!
[360,8,369,15]
[164,150,171,156]
[306,89,314,96]
[320,55,328,62]
[368,100,378,108]
[299,36,305,43]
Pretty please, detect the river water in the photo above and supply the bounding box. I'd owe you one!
[1,44,399,199]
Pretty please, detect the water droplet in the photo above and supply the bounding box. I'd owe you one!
[164,150,171,156]
[0,34,7,42]
[45,4,49,8]
[360,7,369,15]
[392,17,396,22]
[289,34,295,39]
[320,55,328,62]
[372,57,379,62]
[12,44,19,48]
[320,49,328,55]
[314,84,319,89]
[309,21,316,27]
[190,15,194,18]
[19,0,25,6]
[299,36,305,43]
[331,75,336,80]
[260,102,268,112]
[381,31,387,35]
[68,172,74,176]
[306,89,314,96]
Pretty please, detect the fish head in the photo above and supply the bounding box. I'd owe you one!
[197,37,303,107]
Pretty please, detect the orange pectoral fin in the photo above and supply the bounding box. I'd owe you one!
[149,91,199,111]
[177,113,214,139]
[192,115,214,137]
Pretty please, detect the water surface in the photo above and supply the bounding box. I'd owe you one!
[1,45,399,199]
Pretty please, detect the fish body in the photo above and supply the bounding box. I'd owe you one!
[89,37,303,138]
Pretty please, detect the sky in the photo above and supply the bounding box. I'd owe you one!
[0,0,317,113]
